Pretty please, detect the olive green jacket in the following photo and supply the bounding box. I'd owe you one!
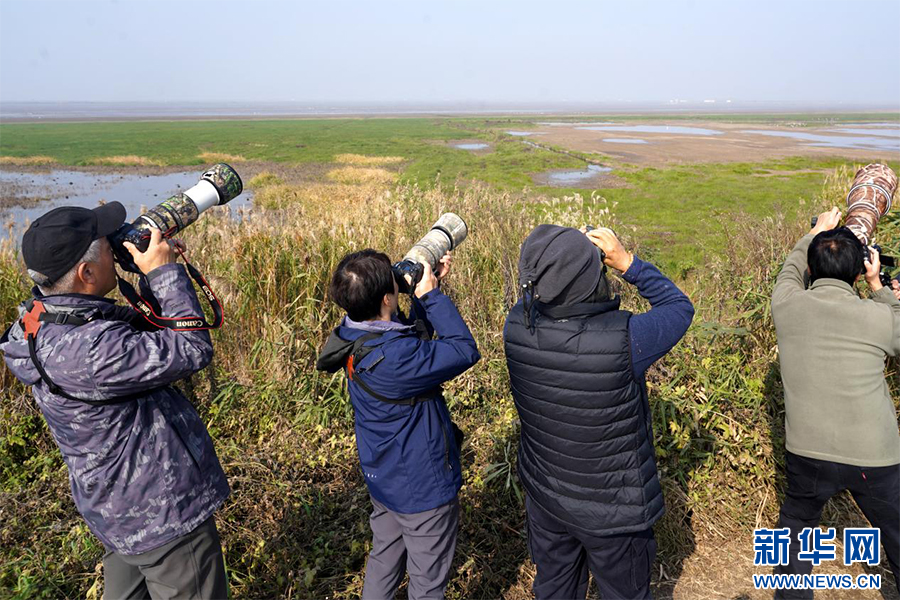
[772,233,900,467]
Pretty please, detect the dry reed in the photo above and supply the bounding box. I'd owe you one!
[86,155,165,167]
[334,153,405,166]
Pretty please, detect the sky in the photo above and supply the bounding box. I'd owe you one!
[1,0,899,107]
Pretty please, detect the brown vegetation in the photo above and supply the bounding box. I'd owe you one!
[0,155,56,166]
[334,153,405,166]
[85,155,165,167]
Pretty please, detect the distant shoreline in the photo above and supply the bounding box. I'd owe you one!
[2,102,898,124]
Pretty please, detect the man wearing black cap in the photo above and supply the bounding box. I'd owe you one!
[504,225,694,600]
[0,204,230,599]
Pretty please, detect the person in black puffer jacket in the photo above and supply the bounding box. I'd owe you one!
[504,225,693,600]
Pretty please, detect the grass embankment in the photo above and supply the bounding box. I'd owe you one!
[1,161,897,598]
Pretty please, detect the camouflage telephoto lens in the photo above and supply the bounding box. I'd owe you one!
[403,213,468,270]
[200,163,244,207]
[845,163,897,246]
[132,192,202,237]
[109,164,243,272]
[131,163,243,239]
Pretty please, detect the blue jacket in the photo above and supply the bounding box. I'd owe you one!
[317,288,480,513]
[621,257,696,377]
[0,264,230,555]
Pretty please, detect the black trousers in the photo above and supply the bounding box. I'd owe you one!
[774,451,900,599]
[526,495,656,600]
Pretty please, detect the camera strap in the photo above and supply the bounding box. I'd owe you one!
[407,289,430,341]
[116,253,224,331]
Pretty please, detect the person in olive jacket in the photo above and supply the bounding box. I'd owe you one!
[771,208,900,598]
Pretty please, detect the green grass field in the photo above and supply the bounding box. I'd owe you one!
[3,116,897,273]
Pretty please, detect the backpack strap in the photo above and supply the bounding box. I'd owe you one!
[345,331,440,406]
[21,300,161,405]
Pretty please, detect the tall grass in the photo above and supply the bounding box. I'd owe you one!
[0,165,897,598]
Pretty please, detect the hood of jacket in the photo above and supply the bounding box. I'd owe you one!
[315,316,414,373]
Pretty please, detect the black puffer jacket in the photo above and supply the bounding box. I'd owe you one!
[504,297,664,536]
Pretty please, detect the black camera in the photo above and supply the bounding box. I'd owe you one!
[392,260,424,294]
[583,225,607,264]
[876,248,897,288]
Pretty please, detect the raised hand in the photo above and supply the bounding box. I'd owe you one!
[122,228,178,275]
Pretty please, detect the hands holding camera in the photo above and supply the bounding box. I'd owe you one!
[809,207,897,296]
[122,228,186,276]
[864,247,885,293]
[414,252,452,298]
[863,249,900,299]
[583,227,634,273]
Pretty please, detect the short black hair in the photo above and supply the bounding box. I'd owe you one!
[808,227,865,286]
[329,249,395,321]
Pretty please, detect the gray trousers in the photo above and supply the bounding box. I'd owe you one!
[103,517,228,600]
[362,497,459,600]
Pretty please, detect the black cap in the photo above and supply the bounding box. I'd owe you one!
[22,202,127,284]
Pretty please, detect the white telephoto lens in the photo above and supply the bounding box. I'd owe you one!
[184,179,221,213]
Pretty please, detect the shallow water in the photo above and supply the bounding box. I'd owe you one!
[535,121,614,126]
[602,138,649,144]
[740,130,900,151]
[576,125,723,136]
[506,131,544,136]
[839,122,900,128]
[0,169,253,239]
[453,143,490,150]
[825,128,900,138]
[543,164,613,186]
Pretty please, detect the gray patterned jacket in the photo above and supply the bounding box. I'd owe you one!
[0,264,230,555]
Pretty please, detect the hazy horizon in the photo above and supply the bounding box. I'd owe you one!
[1,0,899,108]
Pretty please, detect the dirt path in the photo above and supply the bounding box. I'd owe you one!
[655,537,897,600]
